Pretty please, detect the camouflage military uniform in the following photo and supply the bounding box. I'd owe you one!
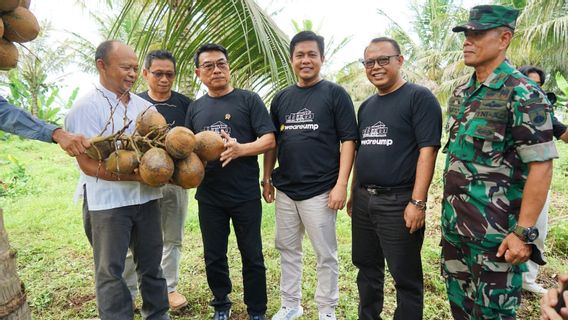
[441,30,558,320]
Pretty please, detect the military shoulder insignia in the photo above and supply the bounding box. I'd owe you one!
[528,106,547,126]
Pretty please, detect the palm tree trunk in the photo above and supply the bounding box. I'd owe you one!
[30,91,38,117]
[0,209,32,320]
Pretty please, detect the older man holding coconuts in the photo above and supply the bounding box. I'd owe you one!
[65,40,170,320]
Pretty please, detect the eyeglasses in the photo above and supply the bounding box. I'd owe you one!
[150,71,176,80]
[198,60,229,72]
[360,55,400,69]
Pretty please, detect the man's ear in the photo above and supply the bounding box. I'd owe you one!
[195,68,201,78]
[500,29,513,50]
[95,58,106,72]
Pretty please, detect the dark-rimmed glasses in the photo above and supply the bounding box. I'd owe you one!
[198,60,229,72]
[360,55,400,69]
[150,71,176,80]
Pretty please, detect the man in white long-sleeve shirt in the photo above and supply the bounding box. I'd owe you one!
[65,40,169,320]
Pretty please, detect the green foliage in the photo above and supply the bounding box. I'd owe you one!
[548,221,568,258]
[555,72,568,107]
[0,154,32,198]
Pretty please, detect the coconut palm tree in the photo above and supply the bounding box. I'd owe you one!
[102,0,295,100]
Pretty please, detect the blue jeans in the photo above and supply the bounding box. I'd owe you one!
[83,194,169,320]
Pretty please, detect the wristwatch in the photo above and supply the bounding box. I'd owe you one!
[512,224,539,243]
[409,199,427,211]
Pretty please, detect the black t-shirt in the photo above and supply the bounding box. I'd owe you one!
[270,80,358,201]
[185,89,275,206]
[356,82,442,187]
[138,91,191,127]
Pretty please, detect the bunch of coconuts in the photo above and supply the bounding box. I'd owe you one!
[86,108,225,189]
[0,0,37,70]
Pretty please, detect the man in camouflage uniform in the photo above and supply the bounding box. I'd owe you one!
[442,5,558,319]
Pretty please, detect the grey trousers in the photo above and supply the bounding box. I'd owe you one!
[83,196,169,320]
[124,184,189,294]
[274,190,339,314]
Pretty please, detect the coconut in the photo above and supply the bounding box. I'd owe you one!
[172,153,205,189]
[136,109,167,137]
[139,147,174,187]
[165,127,195,159]
[0,18,4,38]
[194,131,224,161]
[85,136,115,161]
[2,7,40,43]
[104,150,139,175]
[0,0,19,12]
[0,39,18,70]
[19,0,31,9]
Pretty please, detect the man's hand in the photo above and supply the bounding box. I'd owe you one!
[219,130,243,167]
[52,128,90,157]
[346,195,353,217]
[404,203,425,234]
[496,233,532,264]
[262,180,274,203]
[560,129,568,144]
[541,274,568,320]
[328,183,347,210]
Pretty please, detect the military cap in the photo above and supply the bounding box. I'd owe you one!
[452,5,519,32]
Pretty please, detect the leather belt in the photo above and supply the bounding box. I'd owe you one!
[362,184,413,195]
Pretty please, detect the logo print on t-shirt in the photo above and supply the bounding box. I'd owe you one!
[204,121,236,142]
[282,108,319,131]
[361,122,393,146]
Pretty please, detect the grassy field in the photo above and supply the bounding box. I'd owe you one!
[1,136,567,320]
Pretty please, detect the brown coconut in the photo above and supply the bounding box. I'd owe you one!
[19,0,31,9]
[104,150,139,175]
[2,7,40,43]
[173,153,205,189]
[194,131,224,161]
[0,39,18,70]
[139,147,174,187]
[85,136,115,161]
[165,127,196,159]
[0,0,19,12]
[136,109,167,137]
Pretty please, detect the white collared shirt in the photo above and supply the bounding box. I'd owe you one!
[65,83,162,211]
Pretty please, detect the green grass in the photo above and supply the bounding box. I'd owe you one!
[1,137,567,319]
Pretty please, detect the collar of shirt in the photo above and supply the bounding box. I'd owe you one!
[94,82,131,105]
[464,60,514,96]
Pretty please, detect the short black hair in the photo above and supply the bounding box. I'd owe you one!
[289,31,325,57]
[518,65,546,85]
[194,43,229,68]
[365,37,402,56]
[95,40,119,63]
[144,49,176,72]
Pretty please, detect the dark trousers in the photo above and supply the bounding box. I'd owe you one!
[351,185,424,320]
[198,199,267,315]
[83,195,169,320]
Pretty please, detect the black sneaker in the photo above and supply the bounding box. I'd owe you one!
[213,309,231,320]
[249,314,267,320]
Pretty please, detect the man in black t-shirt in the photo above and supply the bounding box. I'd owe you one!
[123,49,192,312]
[185,43,275,320]
[346,37,442,320]
[263,31,358,320]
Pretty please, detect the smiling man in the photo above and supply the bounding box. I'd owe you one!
[347,37,442,320]
[123,49,192,312]
[263,31,358,320]
[442,5,558,319]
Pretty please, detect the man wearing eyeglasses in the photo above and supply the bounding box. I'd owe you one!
[346,37,442,320]
[263,31,358,320]
[185,43,275,320]
[122,49,192,312]
[442,5,558,319]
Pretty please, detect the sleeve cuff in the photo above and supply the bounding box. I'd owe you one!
[516,141,559,163]
[40,123,59,143]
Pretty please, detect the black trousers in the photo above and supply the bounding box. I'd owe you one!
[351,185,424,320]
[198,199,267,315]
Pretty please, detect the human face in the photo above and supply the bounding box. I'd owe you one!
[363,41,403,92]
[291,40,324,87]
[143,59,175,95]
[97,43,138,96]
[462,28,511,68]
[195,50,231,93]
[528,72,542,86]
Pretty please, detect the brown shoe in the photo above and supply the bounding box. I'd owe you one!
[168,291,188,311]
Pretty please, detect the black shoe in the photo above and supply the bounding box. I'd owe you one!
[249,314,267,320]
[213,309,231,320]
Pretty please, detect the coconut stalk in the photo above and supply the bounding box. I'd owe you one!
[0,209,31,320]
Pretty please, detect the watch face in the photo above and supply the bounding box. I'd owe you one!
[527,228,539,242]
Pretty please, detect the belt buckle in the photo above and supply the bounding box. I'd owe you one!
[366,187,379,195]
